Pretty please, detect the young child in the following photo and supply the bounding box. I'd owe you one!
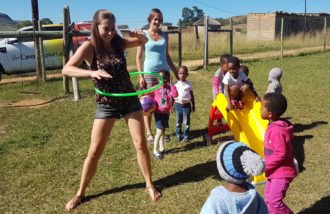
[240,64,261,101]
[152,70,178,159]
[222,56,250,110]
[260,93,297,214]
[212,53,231,100]
[200,141,268,214]
[266,68,282,94]
[174,65,195,142]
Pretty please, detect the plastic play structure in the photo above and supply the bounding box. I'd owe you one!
[206,91,269,183]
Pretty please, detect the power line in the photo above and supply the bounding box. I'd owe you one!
[191,0,239,15]
[284,0,304,11]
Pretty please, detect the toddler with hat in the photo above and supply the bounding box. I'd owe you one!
[200,141,268,214]
[266,68,282,94]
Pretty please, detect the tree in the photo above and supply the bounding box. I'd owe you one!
[192,6,204,22]
[40,18,53,25]
[16,20,32,29]
[181,6,204,26]
[182,7,194,24]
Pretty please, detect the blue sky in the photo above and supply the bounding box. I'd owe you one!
[1,0,329,29]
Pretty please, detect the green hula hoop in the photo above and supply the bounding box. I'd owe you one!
[94,71,163,97]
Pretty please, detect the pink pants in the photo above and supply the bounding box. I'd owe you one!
[265,178,294,214]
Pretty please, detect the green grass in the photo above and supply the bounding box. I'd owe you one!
[1,53,330,213]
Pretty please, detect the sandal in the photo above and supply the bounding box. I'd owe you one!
[146,185,162,201]
[65,195,84,212]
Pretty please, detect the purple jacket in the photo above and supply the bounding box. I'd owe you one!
[264,119,297,179]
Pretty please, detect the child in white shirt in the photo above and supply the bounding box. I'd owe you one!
[174,65,195,142]
[223,56,249,110]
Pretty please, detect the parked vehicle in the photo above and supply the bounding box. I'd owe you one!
[0,22,126,80]
[0,24,64,80]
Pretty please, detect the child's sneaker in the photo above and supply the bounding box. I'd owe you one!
[153,152,163,160]
[176,136,182,143]
[237,100,244,110]
[164,135,171,142]
[230,100,238,109]
[147,135,154,144]
[183,137,189,143]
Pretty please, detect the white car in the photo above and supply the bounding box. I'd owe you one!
[0,24,64,80]
[0,24,127,81]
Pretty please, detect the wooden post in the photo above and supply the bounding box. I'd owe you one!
[204,16,208,69]
[63,6,70,94]
[38,21,46,82]
[195,26,199,40]
[229,30,233,56]
[230,18,233,31]
[31,0,42,80]
[178,19,182,67]
[323,17,327,52]
[280,18,284,58]
[71,43,81,101]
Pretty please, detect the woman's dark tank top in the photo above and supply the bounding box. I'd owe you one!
[90,51,136,106]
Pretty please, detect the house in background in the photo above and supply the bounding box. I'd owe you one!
[193,16,222,39]
[247,12,330,40]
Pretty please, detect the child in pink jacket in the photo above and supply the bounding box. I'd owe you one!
[260,93,297,214]
[152,70,178,159]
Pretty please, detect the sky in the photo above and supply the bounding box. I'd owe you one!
[1,0,329,29]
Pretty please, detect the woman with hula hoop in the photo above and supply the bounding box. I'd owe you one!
[136,8,179,144]
[62,9,161,212]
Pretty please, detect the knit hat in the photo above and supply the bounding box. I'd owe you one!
[268,68,282,82]
[216,141,265,184]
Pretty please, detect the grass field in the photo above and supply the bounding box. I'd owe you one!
[1,52,330,213]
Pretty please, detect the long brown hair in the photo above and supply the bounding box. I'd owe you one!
[91,9,124,56]
[147,8,163,23]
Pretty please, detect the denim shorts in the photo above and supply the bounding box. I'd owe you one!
[95,96,142,119]
[154,112,169,129]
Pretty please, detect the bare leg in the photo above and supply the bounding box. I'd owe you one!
[65,118,116,211]
[229,84,239,100]
[125,110,161,201]
[159,129,165,152]
[240,83,250,96]
[153,128,163,154]
[144,113,153,138]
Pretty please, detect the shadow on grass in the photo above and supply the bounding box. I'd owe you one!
[293,121,328,133]
[84,161,219,203]
[297,196,330,214]
[292,120,327,172]
[292,135,313,172]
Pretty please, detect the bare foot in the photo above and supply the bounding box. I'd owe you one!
[65,195,84,212]
[146,185,162,201]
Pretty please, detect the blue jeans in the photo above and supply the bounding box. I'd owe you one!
[174,102,191,140]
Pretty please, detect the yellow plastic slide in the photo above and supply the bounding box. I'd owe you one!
[213,91,268,183]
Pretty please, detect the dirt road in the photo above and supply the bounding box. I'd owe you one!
[1,45,328,85]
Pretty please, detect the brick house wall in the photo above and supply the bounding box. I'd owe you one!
[247,12,330,40]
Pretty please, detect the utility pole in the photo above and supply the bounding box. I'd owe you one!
[31,0,42,79]
[304,0,307,34]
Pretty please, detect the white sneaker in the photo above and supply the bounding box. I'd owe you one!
[147,135,154,144]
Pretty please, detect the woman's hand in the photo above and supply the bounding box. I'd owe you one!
[139,75,146,89]
[91,69,112,80]
[128,30,144,38]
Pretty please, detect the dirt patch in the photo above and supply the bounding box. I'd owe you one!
[0,98,51,108]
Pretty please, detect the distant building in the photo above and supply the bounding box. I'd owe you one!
[247,12,330,40]
[141,23,178,31]
[193,16,222,32]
